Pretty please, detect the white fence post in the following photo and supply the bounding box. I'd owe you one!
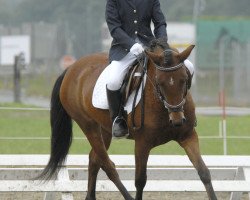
[58,167,74,200]
[230,167,244,200]
[44,167,74,200]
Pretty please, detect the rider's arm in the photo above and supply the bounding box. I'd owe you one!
[105,0,135,50]
[152,0,168,40]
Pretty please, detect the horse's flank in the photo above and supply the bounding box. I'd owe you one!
[60,53,110,125]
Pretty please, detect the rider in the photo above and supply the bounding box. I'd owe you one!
[105,0,194,138]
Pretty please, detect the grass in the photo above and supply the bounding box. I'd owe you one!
[0,72,58,97]
[0,103,249,155]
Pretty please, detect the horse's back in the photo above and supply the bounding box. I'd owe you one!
[60,52,109,119]
[74,52,109,75]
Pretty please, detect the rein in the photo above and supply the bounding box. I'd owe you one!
[131,54,148,131]
[156,84,186,113]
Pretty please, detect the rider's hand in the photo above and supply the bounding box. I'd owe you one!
[130,43,144,56]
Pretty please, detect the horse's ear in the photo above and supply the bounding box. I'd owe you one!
[145,50,162,63]
[178,45,195,62]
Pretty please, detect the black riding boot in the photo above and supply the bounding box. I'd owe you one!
[106,87,129,138]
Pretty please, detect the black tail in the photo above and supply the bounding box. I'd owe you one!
[38,70,73,180]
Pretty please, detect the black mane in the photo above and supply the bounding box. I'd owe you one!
[149,38,173,66]
[149,37,169,51]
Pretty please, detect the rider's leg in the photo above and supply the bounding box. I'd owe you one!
[184,59,197,126]
[184,59,194,89]
[106,86,128,138]
[106,53,137,138]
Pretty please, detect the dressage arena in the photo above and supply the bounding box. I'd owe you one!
[0,154,250,200]
[0,0,250,199]
[0,192,247,200]
[0,107,250,200]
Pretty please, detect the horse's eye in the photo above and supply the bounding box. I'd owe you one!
[180,79,187,84]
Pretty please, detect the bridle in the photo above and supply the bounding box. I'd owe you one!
[153,50,188,113]
[131,50,188,130]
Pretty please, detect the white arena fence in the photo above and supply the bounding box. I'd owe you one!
[0,106,250,141]
[0,107,250,199]
[0,155,250,200]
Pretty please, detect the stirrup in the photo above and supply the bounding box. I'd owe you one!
[112,116,129,139]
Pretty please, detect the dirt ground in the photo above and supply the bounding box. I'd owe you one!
[0,192,249,200]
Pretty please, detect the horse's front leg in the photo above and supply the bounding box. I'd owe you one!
[179,130,217,200]
[134,139,151,200]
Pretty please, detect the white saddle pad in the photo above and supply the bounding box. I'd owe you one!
[92,65,145,114]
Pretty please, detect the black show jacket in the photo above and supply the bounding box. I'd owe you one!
[105,0,168,61]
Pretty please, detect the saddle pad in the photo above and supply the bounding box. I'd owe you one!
[92,65,146,114]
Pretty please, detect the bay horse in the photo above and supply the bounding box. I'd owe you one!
[40,39,217,200]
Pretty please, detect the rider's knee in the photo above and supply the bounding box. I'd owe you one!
[184,59,194,75]
[107,81,122,90]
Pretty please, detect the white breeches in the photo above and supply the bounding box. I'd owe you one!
[106,53,195,91]
[106,52,137,90]
[184,59,194,76]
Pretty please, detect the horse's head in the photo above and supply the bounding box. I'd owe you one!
[146,39,195,127]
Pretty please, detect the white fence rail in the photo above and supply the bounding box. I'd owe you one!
[1,106,250,156]
[0,155,250,200]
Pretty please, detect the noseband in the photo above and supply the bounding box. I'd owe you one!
[154,56,188,113]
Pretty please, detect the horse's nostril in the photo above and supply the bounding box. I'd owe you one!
[169,119,173,124]
[182,117,186,123]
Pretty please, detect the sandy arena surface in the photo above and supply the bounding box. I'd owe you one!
[0,192,249,200]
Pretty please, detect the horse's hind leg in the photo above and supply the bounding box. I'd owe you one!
[78,121,134,200]
[179,130,217,200]
[85,127,112,200]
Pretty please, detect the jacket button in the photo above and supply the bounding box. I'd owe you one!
[135,31,138,35]
[134,20,137,24]
[134,10,137,13]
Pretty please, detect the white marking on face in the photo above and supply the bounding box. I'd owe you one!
[169,77,174,86]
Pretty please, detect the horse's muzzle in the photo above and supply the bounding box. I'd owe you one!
[169,112,186,127]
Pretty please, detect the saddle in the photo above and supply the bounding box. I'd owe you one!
[121,55,147,104]
[119,55,148,130]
